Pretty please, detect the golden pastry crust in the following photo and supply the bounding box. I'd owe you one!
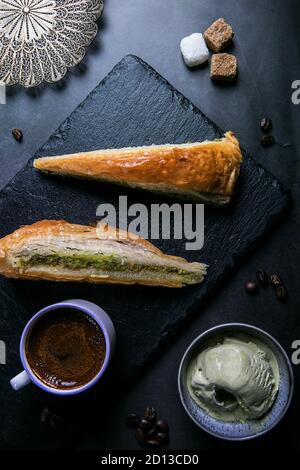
[34,132,242,202]
[0,220,207,288]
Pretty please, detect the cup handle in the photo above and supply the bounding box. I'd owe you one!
[10,370,31,391]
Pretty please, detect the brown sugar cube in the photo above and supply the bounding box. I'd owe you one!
[210,53,237,82]
[204,18,234,52]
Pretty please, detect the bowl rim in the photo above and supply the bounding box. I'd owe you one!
[178,322,294,441]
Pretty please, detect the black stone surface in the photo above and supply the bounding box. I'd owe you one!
[0,0,299,451]
[0,54,289,448]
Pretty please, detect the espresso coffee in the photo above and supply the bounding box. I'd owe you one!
[26,309,106,390]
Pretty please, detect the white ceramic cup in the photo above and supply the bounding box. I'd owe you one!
[10,299,116,395]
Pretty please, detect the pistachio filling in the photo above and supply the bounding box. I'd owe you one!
[18,252,200,283]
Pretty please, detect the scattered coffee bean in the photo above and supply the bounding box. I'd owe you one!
[155,419,169,433]
[270,274,288,301]
[128,408,170,448]
[135,428,146,445]
[126,413,140,427]
[138,418,151,431]
[12,128,23,142]
[261,134,275,147]
[270,273,283,288]
[145,427,157,439]
[40,407,51,424]
[276,285,287,301]
[256,269,268,287]
[245,281,259,295]
[156,432,169,444]
[260,117,272,133]
[145,439,160,447]
[50,413,62,430]
[144,406,156,423]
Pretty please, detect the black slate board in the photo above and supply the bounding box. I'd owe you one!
[0,55,288,448]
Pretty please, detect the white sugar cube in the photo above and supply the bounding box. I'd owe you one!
[180,33,209,67]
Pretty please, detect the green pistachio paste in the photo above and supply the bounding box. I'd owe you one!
[19,252,198,282]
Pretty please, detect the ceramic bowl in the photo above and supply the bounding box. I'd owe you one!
[178,323,294,441]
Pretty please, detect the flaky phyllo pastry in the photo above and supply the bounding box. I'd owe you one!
[34,132,242,205]
[0,221,207,288]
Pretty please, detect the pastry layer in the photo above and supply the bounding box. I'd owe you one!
[34,132,242,204]
[0,220,207,288]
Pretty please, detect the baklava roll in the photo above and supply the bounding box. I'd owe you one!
[0,220,207,288]
[34,132,242,205]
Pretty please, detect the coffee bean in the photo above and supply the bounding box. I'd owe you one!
[261,134,275,147]
[260,117,272,133]
[245,281,259,295]
[12,128,23,142]
[145,426,157,439]
[40,407,50,424]
[50,413,62,430]
[144,406,156,423]
[155,419,169,433]
[270,274,283,288]
[127,409,170,449]
[135,428,146,445]
[145,439,161,447]
[270,274,287,301]
[256,269,268,287]
[126,413,140,427]
[156,432,169,444]
[138,418,151,431]
[276,285,287,301]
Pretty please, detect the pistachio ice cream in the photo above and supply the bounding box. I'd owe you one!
[187,334,279,422]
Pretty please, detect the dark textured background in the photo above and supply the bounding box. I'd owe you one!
[0,0,299,450]
[0,55,289,448]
